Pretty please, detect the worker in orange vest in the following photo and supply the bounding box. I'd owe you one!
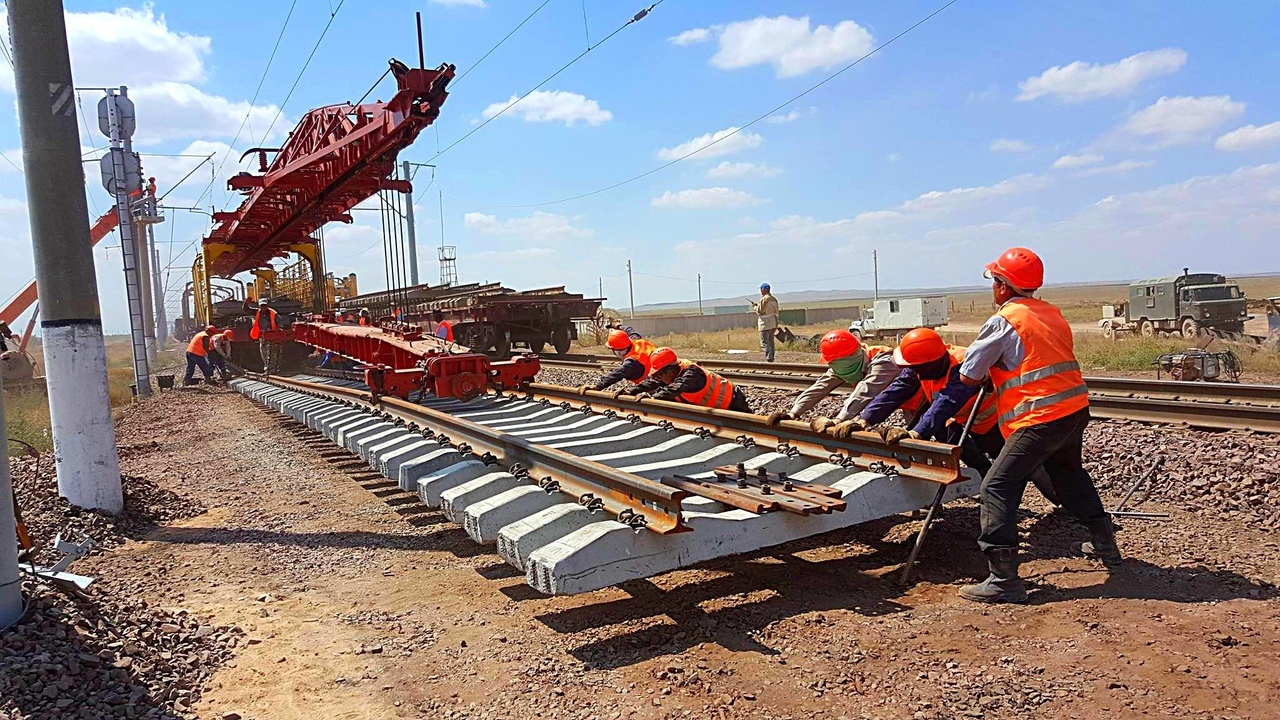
[251,298,281,375]
[184,325,217,385]
[358,308,372,326]
[956,247,1116,604]
[625,347,753,412]
[431,309,454,342]
[580,326,656,394]
[847,328,1060,507]
[767,328,922,432]
[208,329,235,380]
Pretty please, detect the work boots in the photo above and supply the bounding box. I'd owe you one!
[1079,517,1123,568]
[959,548,1028,604]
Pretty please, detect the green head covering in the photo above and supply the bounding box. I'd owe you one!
[828,348,866,385]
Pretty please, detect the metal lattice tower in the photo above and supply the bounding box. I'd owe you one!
[438,245,457,287]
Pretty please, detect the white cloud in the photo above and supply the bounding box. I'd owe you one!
[657,127,763,161]
[652,188,763,209]
[480,90,612,127]
[1077,159,1153,177]
[765,107,816,124]
[898,174,1049,214]
[1215,121,1280,152]
[1121,95,1245,148]
[462,248,555,263]
[129,83,286,144]
[1052,153,1104,169]
[669,28,711,46]
[464,211,593,241]
[682,15,875,78]
[706,161,783,179]
[430,0,487,6]
[990,138,1034,153]
[1016,48,1187,102]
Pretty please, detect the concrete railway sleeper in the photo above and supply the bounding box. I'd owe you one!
[230,375,980,595]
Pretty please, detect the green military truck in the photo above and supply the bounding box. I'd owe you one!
[1099,269,1250,339]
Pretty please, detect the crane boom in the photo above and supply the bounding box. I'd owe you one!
[0,207,121,326]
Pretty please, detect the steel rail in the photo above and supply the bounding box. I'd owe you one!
[526,383,965,485]
[258,374,690,533]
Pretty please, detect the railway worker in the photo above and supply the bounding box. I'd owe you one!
[358,308,372,326]
[578,327,656,394]
[625,347,753,413]
[431,309,454,342]
[208,329,234,380]
[251,298,281,375]
[183,325,217,385]
[842,327,1061,507]
[765,329,913,431]
[955,247,1118,604]
[752,283,780,363]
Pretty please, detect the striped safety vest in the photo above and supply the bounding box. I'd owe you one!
[868,344,927,417]
[990,297,1090,436]
[674,360,736,410]
[917,345,998,435]
[626,338,658,380]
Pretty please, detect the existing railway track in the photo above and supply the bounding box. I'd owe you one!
[538,354,1280,434]
[232,372,975,595]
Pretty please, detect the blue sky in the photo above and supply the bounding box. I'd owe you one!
[2,0,1280,333]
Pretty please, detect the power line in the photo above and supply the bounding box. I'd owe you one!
[415,0,663,202]
[256,0,347,148]
[451,0,555,88]
[441,0,960,209]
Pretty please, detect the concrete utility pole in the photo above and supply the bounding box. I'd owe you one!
[0,379,22,629]
[626,260,635,319]
[872,249,879,301]
[402,160,420,286]
[101,86,152,396]
[697,273,703,315]
[598,277,603,300]
[149,222,168,344]
[10,0,124,513]
[136,218,156,362]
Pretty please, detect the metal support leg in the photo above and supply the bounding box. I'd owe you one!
[898,483,948,586]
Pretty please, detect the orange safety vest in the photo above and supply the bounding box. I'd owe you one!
[625,338,658,380]
[250,307,278,340]
[866,344,927,415]
[435,320,454,342]
[917,345,999,435]
[186,331,209,357]
[990,297,1089,436]
[673,360,736,410]
[359,316,370,326]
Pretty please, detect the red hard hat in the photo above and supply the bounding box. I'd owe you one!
[649,347,679,373]
[819,329,861,364]
[223,330,234,338]
[606,329,633,351]
[893,328,948,367]
[984,246,1044,291]
[205,325,216,333]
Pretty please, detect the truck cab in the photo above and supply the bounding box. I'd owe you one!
[1127,270,1248,337]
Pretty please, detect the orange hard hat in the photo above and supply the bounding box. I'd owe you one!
[984,246,1044,291]
[223,330,234,338]
[819,329,861,364]
[649,347,679,374]
[205,324,216,333]
[893,328,948,367]
[606,328,633,351]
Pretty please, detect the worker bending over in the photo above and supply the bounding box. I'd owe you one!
[250,298,280,375]
[846,328,1060,506]
[208,329,235,380]
[956,247,1118,604]
[579,327,656,393]
[625,347,753,412]
[184,325,217,385]
[766,329,912,433]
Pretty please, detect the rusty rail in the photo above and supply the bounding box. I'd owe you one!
[258,374,690,533]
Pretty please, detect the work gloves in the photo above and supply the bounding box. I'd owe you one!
[765,411,795,426]
[829,417,868,439]
[879,426,919,445]
[577,385,593,395]
[809,416,837,433]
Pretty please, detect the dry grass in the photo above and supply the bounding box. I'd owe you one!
[5,337,181,454]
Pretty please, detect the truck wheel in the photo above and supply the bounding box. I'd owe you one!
[492,332,511,359]
[1180,317,1201,338]
[552,323,572,355]
[529,339,546,355]
[1101,321,1114,339]
[1139,320,1155,338]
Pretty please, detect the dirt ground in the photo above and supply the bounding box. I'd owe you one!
[62,386,1280,719]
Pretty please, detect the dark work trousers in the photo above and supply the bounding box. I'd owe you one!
[184,352,211,382]
[978,407,1107,552]
[728,387,753,414]
[945,425,1062,507]
[208,350,228,378]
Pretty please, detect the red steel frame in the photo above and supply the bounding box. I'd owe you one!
[292,320,540,401]
[205,59,455,276]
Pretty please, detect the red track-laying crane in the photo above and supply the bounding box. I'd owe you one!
[200,52,539,399]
